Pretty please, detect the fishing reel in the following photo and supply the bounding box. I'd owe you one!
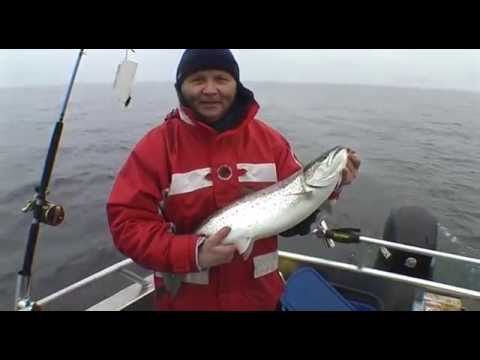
[22,194,65,227]
[312,219,360,248]
[15,298,42,311]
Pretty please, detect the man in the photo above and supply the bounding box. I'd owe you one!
[106,49,360,310]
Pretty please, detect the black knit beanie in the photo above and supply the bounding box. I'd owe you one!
[175,49,240,89]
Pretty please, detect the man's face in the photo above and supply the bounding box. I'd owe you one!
[180,69,237,124]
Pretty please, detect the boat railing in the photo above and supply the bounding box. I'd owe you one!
[32,247,480,311]
[277,251,480,301]
[36,259,140,308]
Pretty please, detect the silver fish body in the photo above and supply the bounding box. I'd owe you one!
[162,146,349,297]
[195,146,349,255]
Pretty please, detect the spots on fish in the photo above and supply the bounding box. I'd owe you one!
[197,155,340,245]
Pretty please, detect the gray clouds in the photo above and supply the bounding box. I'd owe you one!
[1,49,479,92]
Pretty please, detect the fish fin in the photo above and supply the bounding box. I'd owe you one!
[239,238,254,260]
[305,173,344,189]
[288,177,314,196]
[304,175,337,188]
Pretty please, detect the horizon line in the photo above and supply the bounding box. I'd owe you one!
[1,80,479,95]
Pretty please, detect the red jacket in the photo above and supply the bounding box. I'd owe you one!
[106,101,302,310]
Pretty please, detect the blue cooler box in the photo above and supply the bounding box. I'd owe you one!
[280,267,378,311]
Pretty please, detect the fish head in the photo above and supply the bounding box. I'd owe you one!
[303,146,349,188]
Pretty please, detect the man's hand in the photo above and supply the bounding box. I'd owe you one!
[198,227,236,270]
[341,149,361,186]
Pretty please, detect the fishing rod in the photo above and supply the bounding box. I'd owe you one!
[15,49,86,311]
[14,49,138,311]
[312,220,480,266]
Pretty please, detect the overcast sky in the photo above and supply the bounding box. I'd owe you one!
[1,49,480,92]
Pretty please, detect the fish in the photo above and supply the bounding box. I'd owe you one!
[196,145,349,257]
[163,146,349,297]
